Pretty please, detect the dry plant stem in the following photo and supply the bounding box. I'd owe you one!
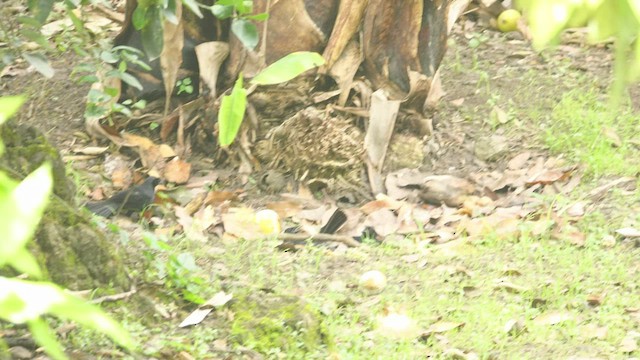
[278,233,361,247]
[89,287,137,304]
[94,4,125,23]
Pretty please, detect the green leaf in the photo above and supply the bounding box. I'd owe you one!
[19,29,51,49]
[27,0,54,25]
[17,16,43,28]
[118,72,144,91]
[251,52,325,85]
[28,319,66,360]
[182,0,203,18]
[0,163,52,267]
[22,53,54,79]
[132,6,149,30]
[140,5,164,60]
[218,75,247,147]
[0,96,26,125]
[231,18,258,50]
[100,50,119,64]
[211,4,233,19]
[0,278,134,350]
[244,12,268,21]
[66,7,86,34]
[8,249,42,279]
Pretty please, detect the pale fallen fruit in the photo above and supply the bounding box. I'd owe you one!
[377,309,419,339]
[497,9,521,32]
[359,270,387,293]
[255,209,281,235]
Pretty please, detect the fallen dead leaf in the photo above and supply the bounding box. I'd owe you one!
[450,97,465,107]
[493,279,528,293]
[616,227,640,238]
[533,311,572,326]
[503,319,525,335]
[111,167,133,189]
[360,194,405,214]
[507,151,531,170]
[365,208,399,237]
[526,168,572,186]
[204,190,239,207]
[566,201,587,217]
[178,291,232,328]
[266,201,302,219]
[580,323,607,340]
[164,157,191,184]
[620,334,639,353]
[222,208,263,240]
[490,105,509,125]
[586,293,604,306]
[426,321,465,334]
[73,146,109,155]
[601,126,622,147]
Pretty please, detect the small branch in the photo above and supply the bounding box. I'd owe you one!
[89,287,137,304]
[278,233,360,247]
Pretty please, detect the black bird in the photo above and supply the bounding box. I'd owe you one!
[85,176,160,218]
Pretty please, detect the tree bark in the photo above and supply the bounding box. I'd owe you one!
[0,122,130,291]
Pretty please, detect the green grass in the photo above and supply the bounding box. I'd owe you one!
[543,90,640,178]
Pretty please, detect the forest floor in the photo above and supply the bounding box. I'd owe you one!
[2,12,640,360]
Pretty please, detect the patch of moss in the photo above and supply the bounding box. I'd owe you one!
[229,290,333,357]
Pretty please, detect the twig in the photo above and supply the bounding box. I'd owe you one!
[588,176,636,200]
[89,287,137,304]
[278,233,360,247]
[93,4,125,23]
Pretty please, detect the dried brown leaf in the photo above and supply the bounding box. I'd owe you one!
[160,0,183,114]
[533,311,571,326]
[507,151,531,170]
[164,158,191,184]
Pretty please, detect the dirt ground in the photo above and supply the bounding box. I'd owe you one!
[2,11,640,360]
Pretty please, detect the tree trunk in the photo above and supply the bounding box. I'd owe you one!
[0,122,130,291]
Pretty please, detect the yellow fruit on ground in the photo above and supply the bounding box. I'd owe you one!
[359,270,387,293]
[255,209,281,236]
[497,9,521,33]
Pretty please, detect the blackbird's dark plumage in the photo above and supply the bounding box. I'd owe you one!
[85,177,160,218]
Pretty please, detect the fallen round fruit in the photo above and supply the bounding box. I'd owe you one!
[359,270,387,293]
[255,209,281,235]
[497,9,521,33]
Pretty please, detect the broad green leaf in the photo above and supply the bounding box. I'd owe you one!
[0,163,52,267]
[217,0,246,12]
[182,0,203,18]
[100,50,119,64]
[0,278,134,350]
[132,6,149,30]
[251,52,325,85]
[231,18,258,50]
[8,248,42,279]
[163,0,178,24]
[245,12,269,21]
[27,0,54,25]
[17,16,43,28]
[28,319,66,360]
[66,7,86,35]
[141,5,164,60]
[218,75,247,147]
[0,96,26,125]
[211,4,233,19]
[22,53,54,78]
[50,297,134,349]
[118,72,144,91]
[19,29,51,49]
